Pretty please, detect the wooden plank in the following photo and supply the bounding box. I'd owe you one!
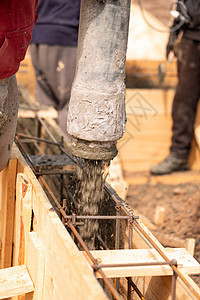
[118,113,172,173]
[119,88,200,174]
[126,60,177,73]
[148,232,195,256]
[107,155,128,201]
[134,210,156,231]
[185,238,196,257]
[17,54,36,97]
[151,231,185,249]
[31,185,107,300]
[178,274,200,298]
[125,170,200,185]
[13,173,32,266]
[126,88,174,115]
[4,159,17,267]
[18,86,57,119]
[11,145,107,300]
[0,265,34,299]
[132,219,164,251]
[83,248,200,278]
[18,108,57,120]
[113,215,200,300]
[0,158,17,268]
[26,232,45,300]
[128,219,200,300]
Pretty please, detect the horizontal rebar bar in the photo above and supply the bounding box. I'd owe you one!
[17,132,60,145]
[96,260,177,270]
[36,170,74,176]
[64,215,138,220]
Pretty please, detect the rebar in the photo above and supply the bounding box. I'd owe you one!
[127,277,131,300]
[133,220,200,299]
[17,132,60,146]
[64,215,137,220]
[172,271,178,300]
[39,176,121,300]
[16,101,200,300]
[95,260,178,270]
[35,170,74,176]
[126,278,145,300]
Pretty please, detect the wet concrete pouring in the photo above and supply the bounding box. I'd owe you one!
[75,159,110,249]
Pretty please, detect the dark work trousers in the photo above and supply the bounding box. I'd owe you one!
[30,44,77,133]
[170,36,200,159]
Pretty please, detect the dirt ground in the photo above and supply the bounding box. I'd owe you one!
[126,172,200,286]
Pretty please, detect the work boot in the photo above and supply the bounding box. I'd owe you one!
[150,154,189,175]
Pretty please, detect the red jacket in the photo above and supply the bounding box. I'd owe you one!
[0,0,38,79]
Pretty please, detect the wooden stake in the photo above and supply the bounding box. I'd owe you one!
[26,232,45,300]
[0,158,17,268]
[185,238,196,257]
[12,173,32,266]
[154,206,166,225]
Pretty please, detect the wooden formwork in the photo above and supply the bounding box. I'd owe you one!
[0,144,200,299]
[0,87,199,299]
[0,146,107,300]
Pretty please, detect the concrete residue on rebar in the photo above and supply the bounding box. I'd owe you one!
[76,159,110,249]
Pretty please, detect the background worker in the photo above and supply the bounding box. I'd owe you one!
[30,0,80,135]
[0,0,38,172]
[151,0,200,175]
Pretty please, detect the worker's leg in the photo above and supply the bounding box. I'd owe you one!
[170,37,200,159]
[30,44,57,107]
[151,37,200,175]
[30,44,77,133]
[0,75,18,171]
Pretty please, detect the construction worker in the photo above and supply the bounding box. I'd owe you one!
[0,1,38,172]
[151,0,200,175]
[30,0,80,135]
